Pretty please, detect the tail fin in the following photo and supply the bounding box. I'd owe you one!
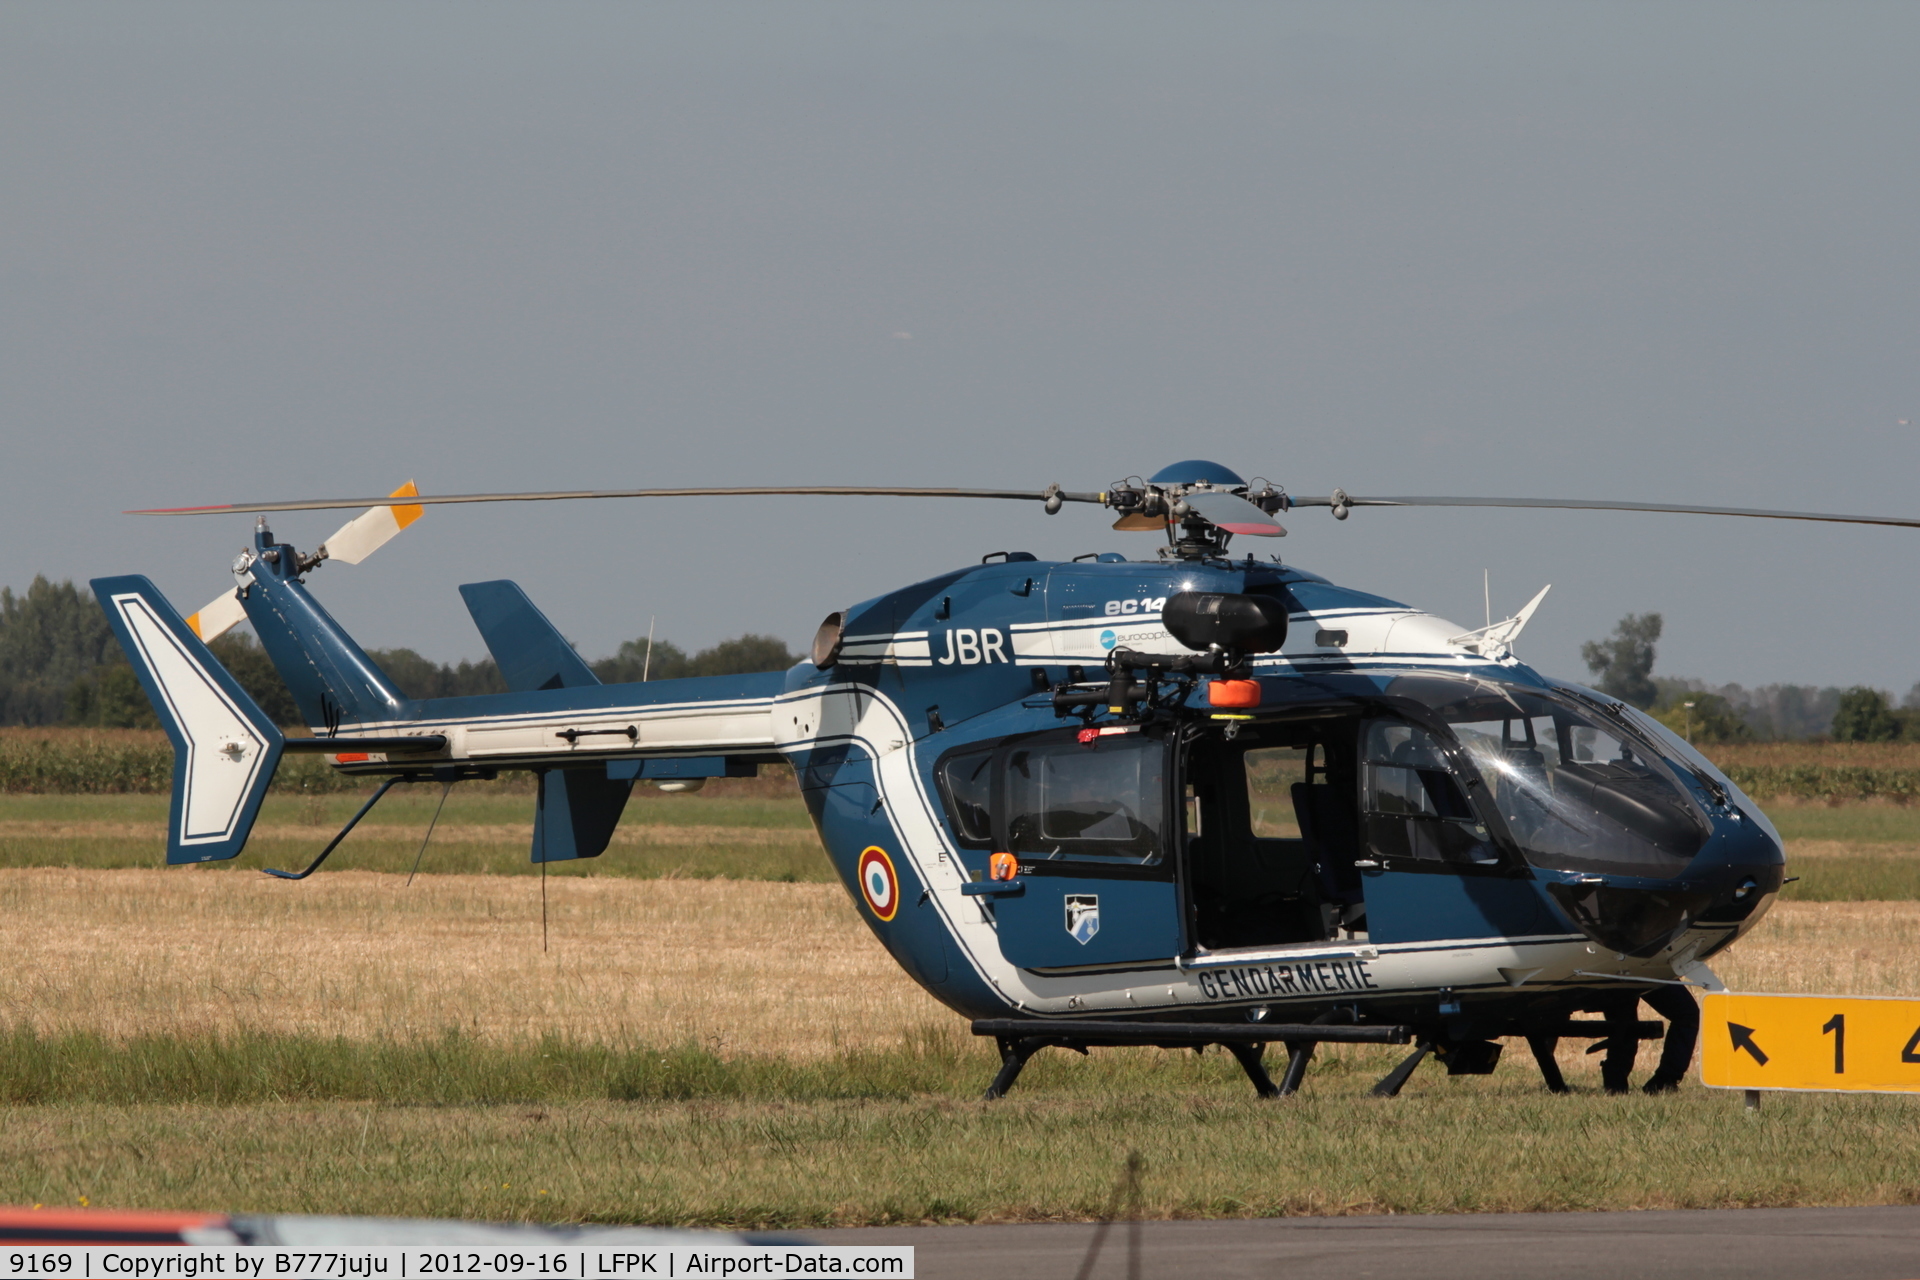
[91,576,286,863]
[459,580,601,693]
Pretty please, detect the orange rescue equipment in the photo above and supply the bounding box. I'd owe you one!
[1207,679,1262,709]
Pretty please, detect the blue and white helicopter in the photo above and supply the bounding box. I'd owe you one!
[96,461,1910,1099]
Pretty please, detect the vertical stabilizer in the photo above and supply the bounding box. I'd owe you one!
[458,580,601,693]
[533,768,635,862]
[91,575,286,863]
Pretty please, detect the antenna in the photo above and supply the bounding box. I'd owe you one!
[642,615,656,682]
[536,771,550,952]
[405,780,453,887]
[1484,570,1491,629]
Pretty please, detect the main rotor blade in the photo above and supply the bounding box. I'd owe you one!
[130,485,1107,516]
[1182,490,1285,536]
[1289,494,1920,530]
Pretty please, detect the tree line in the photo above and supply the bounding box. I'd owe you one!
[1,577,798,729]
[1581,612,1920,743]
[7,576,1914,741]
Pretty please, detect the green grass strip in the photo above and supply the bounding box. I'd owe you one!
[1725,764,1920,804]
[0,1027,1001,1105]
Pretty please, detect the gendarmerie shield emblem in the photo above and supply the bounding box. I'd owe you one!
[1065,894,1100,945]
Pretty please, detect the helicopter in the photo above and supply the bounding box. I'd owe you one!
[92,460,1916,1101]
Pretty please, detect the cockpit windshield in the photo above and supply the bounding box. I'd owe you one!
[1608,695,1782,848]
[1382,676,1710,876]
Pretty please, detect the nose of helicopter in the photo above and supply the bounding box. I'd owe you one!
[1542,814,1786,958]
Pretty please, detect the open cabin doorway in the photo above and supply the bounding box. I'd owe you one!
[1183,715,1369,950]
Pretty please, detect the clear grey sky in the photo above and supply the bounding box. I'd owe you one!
[4,2,1917,688]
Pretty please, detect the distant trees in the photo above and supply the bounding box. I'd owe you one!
[26,571,1920,742]
[590,633,797,683]
[1832,686,1902,743]
[0,577,120,725]
[1586,613,1889,742]
[364,649,508,701]
[1581,613,1663,709]
[591,637,687,685]
[1650,691,1751,745]
[0,575,799,728]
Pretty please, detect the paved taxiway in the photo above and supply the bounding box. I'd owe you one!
[816,1205,1920,1279]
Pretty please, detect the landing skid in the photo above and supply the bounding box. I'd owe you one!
[972,1016,1675,1099]
[970,1018,1411,1100]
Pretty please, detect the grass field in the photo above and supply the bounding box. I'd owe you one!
[7,788,1920,896]
[0,868,1902,1054]
[5,733,1920,1224]
[0,871,1916,1223]
[0,790,828,881]
[1706,741,1920,770]
[9,1088,1920,1226]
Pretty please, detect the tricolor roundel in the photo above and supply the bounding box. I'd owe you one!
[858,846,900,922]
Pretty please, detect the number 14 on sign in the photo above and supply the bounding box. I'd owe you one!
[1701,993,1920,1094]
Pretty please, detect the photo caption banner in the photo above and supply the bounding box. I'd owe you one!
[0,1248,912,1280]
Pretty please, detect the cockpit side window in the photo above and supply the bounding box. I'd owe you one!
[936,748,995,848]
[1360,721,1500,867]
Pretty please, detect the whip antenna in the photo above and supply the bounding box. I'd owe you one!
[535,771,550,952]
[406,780,453,887]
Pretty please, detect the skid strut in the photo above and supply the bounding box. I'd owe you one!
[971,1019,1411,1100]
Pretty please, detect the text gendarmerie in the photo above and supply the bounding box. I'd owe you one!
[1196,959,1377,1001]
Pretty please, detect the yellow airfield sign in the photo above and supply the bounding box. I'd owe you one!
[1701,992,1920,1093]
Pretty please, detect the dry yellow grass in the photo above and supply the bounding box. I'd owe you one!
[0,821,800,847]
[1714,900,1920,996]
[1706,741,1920,770]
[3,874,1920,1223]
[0,870,951,1054]
[0,868,1908,1061]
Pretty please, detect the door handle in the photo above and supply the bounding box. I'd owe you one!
[961,880,1026,898]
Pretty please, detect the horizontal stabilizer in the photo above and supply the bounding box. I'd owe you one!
[459,580,601,692]
[91,575,286,863]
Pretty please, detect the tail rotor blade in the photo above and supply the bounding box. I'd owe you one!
[187,481,424,640]
[184,590,248,642]
[318,481,425,565]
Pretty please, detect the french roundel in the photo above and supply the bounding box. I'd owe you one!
[858,846,899,921]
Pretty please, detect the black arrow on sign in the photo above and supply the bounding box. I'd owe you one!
[1728,1022,1769,1066]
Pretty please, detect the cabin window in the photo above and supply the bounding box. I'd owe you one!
[1243,747,1306,838]
[936,749,995,847]
[1004,738,1166,864]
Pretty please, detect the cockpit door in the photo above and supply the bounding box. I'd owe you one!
[937,728,1184,970]
[1355,717,1568,943]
